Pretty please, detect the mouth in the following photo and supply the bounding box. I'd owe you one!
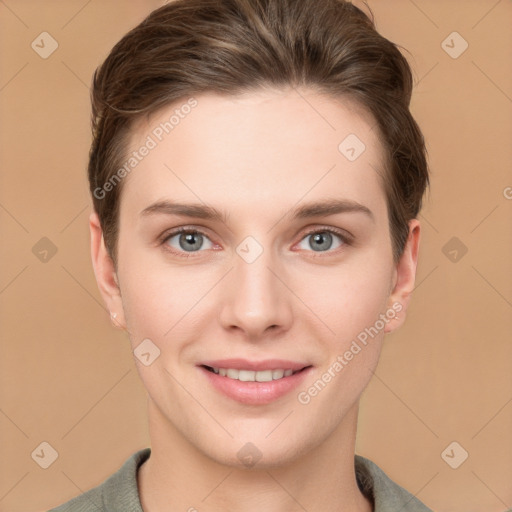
[198,360,313,405]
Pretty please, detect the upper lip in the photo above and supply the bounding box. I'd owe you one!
[199,359,311,372]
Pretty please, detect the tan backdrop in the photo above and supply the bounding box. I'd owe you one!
[1,1,511,511]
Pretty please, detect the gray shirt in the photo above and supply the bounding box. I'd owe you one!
[49,448,432,511]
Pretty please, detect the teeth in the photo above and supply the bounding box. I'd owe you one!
[209,367,299,382]
[227,368,239,379]
[255,370,273,382]
[272,369,284,379]
[238,370,255,382]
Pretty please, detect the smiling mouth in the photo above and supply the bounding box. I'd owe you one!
[201,365,311,382]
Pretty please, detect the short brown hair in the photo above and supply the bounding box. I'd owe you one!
[89,0,429,265]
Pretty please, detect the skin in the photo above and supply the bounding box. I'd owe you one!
[90,87,420,512]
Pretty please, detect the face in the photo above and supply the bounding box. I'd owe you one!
[91,87,419,468]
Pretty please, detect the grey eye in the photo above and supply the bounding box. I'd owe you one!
[298,231,344,252]
[166,231,213,252]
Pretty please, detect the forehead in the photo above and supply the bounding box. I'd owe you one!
[121,87,388,223]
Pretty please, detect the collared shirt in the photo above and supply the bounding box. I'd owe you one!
[49,448,433,511]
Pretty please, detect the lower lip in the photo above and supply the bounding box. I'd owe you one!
[199,366,312,405]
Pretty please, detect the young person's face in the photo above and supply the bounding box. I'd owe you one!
[91,87,419,468]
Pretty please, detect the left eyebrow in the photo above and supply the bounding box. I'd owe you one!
[290,198,374,222]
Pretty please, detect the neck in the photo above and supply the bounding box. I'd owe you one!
[138,400,372,512]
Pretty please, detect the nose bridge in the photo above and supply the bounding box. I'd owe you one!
[219,240,292,337]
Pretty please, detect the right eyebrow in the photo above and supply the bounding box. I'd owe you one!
[140,200,229,224]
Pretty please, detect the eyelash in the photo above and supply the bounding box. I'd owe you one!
[159,226,352,258]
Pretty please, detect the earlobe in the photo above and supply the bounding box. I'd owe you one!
[89,212,127,330]
[384,219,421,334]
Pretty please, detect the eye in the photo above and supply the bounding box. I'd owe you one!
[297,229,347,252]
[161,227,349,256]
[163,229,214,253]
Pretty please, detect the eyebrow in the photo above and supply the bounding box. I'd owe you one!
[140,198,374,223]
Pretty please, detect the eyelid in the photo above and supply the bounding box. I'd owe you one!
[300,225,353,242]
[160,226,212,243]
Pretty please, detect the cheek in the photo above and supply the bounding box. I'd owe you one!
[120,270,199,338]
[118,247,222,355]
[295,257,393,342]
[294,266,392,420]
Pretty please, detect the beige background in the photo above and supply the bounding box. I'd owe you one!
[1,1,511,511]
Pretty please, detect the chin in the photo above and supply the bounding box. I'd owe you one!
[199,433,313,471]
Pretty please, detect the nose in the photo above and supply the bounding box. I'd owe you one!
[218,247,293,341]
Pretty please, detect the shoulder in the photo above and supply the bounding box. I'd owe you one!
[48,448,150,512]
[355,455,433,512]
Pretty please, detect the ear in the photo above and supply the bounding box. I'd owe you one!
[89,212,126,330]
[384,219,421,333]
